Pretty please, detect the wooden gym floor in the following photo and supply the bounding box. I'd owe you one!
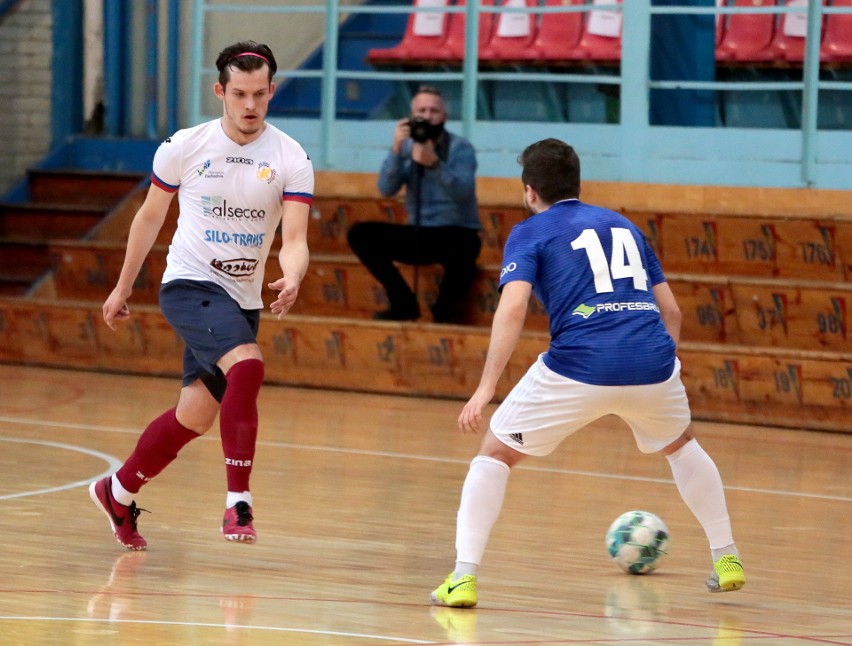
[0,363,849,645]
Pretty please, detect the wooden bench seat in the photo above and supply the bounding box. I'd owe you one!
[0,297,847,432]
[47,240,852,352]
[8,171,851,434]
[26,169,147,208]
[92,187,852,282]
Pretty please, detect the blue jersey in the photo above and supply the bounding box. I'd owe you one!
[500,199,676,386]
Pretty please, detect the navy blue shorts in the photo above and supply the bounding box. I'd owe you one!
[159,280,261,400]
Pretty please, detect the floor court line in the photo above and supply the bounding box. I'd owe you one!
[0,611,847,645]
[0,437,121,500]
[0,617,432,643]
[0,416,849,503]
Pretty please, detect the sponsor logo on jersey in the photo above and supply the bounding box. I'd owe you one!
[204,230,266,248]
[226,156,254,165]
[572,302,660,319]
[256,161,277,184]
[572,304,596,319]
[196,159,211,176]
[210,257,260,278]
[500,261,517,278]
[200,195,266,220]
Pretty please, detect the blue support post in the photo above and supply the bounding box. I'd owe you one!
[189,0,204,126]
[166,0,179,135]
[103,1,125,136]
[320,0,340,168]
[800,0,823,187]
[51,0,84,147]
[145,0,159,139]
[461,0,480,137]
[620,0,650,180]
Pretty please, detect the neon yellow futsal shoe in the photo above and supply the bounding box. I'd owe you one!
[706,555,745,593]
[431,573,478,608]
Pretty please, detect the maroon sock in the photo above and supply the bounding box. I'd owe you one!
[116,408,200,494]
[220,359,265,493]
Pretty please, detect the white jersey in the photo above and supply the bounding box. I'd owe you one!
[152,119,314,309]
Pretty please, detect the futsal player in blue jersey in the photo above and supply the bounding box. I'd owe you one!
[431,139,745,608]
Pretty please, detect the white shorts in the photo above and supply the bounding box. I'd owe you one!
[490,354,691,456]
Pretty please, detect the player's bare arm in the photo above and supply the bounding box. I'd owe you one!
[652,282,682,348]
[458,281,532,434]
[103,185,175,330]
[268,200,310,319]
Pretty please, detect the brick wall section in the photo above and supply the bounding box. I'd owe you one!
[0,0,52,196]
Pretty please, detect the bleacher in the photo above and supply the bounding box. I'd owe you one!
[367,0,852,68]
[0,169,849,433]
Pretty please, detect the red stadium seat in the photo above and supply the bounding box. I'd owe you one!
[821,0,852,63]
[367,0,450,65]
[575,0,622,63]
[768,0,826,63]
[715,0,777,63]
[512,0,587,63]
[434,0,495,63]
[480,0,539,63]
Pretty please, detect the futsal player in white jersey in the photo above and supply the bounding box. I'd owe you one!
[90,41,314,550]
[431,139,745,607]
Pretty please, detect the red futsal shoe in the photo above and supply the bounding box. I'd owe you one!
[222,501,257,543]
[89,477,148,551]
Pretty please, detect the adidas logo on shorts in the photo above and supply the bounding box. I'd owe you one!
[509,432,524,446]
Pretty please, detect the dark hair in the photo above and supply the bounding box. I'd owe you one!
[518,138,581,203]
[215,41,277,86]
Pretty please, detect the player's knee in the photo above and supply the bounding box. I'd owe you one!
[479,434,524,468]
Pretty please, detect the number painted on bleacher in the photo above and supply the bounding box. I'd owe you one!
[774,371,792,393]
[756,308,785,332]
[742,239,774,261]
[831,375,852,400]
[798,241,834,266]
[713,367,735,389]
[817,312,844,335]
[685,237,717,260]
[696,304,723,327]
[571,228,648,293]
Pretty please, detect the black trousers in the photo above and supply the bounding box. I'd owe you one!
[347,222,482,322]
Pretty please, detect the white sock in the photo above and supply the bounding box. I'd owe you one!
[111,474,134,506]
[453,562,477,578]
[711,544,739,562]
[454,455,511,573]
[226,491,252,508]
[666,439,736,554]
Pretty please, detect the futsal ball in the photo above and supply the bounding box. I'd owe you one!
[605,510,670,574]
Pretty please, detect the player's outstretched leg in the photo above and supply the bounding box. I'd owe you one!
[431,454,513,608]
[89,476,148,551]
[219,359,264,543]
[665,437,745,593]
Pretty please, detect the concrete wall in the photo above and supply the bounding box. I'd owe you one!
[0,0,52,195]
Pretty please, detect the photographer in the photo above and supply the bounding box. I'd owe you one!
[348,86,481,323]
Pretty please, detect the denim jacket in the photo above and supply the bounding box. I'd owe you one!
[377,131,480,230]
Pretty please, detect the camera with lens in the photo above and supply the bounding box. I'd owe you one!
[408,116,443,143]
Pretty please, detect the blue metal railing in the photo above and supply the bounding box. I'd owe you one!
[103,0,181,138]
[184,0,852,189]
